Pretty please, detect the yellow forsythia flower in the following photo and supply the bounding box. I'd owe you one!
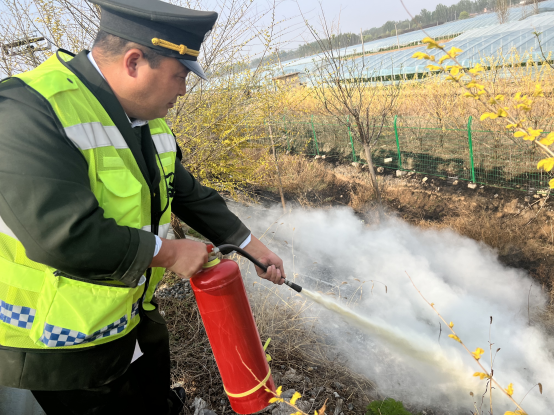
[481,112,498,121]
[422,37,440,49]
[448,334,461,343]
[471,348,485,360]
[430,303,435,307]
[445,74,463,82]
[448,46,463,57]
[506,383,514,396]
[426,64,442,71]
[489,94,504,105]
[467,82,480,89]
[473,372,490,380]
[290,392,302,406]
[468,64,484,74]
[413,52,431,60]
[514,129,541,141]
[533,84,545,97]
[549,178,554,189]
[269,397,284,403]
[537,158,554,172]
[539,132,554,145]
[438,55,449,64]
[276,386,283,397]
[448,322,454,328]
[506,123,518,129]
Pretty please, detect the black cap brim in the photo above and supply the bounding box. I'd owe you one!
[179,59,207,80]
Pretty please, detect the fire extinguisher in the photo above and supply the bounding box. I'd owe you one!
[190,244,302,414]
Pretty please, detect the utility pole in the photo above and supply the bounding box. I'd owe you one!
[2,33,51,68]
[394,23,400,49]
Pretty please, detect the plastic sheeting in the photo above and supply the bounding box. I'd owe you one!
[277,1,554,79]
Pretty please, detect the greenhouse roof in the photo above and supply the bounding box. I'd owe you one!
[278,1,554,79]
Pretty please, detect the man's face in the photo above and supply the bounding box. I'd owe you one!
[128,54,190,120]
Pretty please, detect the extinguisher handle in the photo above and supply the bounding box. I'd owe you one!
[213,244,268,272]
[213,244,303,293]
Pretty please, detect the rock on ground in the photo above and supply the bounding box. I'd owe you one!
[191,397,216,415]
[155,279,191,300]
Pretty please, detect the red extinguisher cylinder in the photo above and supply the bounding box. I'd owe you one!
[190,258,276,414]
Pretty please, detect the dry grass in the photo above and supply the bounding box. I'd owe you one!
[158,262,376,415]
[252,154,377,210]
[253,155,334,196]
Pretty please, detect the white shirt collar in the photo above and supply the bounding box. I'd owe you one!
[87,51,149,128]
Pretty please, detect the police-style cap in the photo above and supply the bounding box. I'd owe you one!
[90,0,217,80]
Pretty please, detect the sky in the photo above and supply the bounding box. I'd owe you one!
[267,0,464,51]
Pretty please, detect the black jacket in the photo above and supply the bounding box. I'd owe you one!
[0,50,249,390]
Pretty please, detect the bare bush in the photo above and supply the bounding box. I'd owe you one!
[496,0,510,24]
[297,7,402,210]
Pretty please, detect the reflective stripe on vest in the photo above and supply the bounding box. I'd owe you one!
[0,51,175,350]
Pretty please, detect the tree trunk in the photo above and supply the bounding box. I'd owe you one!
[268,123,287,212]
[363,142,382,206]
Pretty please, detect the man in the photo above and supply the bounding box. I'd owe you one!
[0,0,285,413]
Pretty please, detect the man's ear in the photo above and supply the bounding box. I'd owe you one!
[123,48,145,78]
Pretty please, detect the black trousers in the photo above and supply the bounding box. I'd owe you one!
[31,310,174,415]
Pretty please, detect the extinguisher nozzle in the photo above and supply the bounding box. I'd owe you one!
[284,279,302,293]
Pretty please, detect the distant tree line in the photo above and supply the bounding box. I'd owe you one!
[252,0,540,67]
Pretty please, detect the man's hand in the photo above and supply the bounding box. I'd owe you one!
[150,238,208,279]
[243,235,286,285]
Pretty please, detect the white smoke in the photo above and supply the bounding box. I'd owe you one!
[229,203,553,414]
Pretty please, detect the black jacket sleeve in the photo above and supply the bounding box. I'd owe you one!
[0,79,155,287]
[171,159,251,247]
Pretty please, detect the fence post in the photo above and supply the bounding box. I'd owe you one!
[347,116,357,162]
[394,115,402,169]
[311,115,320,155]
[467,116,476,183]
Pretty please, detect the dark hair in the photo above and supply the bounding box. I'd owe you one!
[92,30,165,68]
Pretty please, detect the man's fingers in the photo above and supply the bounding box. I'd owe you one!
[255,263,285,285]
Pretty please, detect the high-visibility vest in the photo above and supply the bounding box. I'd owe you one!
[0,51,175,350]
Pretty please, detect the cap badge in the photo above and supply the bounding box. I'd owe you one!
[151,38,200,57]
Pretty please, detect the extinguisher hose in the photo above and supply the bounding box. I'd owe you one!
[213,244,303,293]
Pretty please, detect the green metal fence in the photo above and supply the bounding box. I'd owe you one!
[267,115,552,192]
